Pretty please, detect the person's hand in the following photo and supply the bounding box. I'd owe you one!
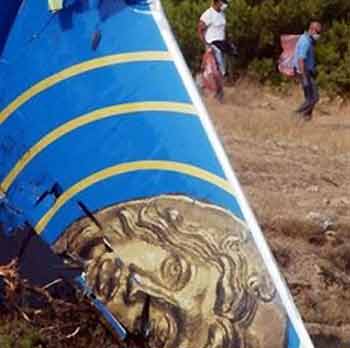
[309,69,317,78]
[205,44,213,53]
[302,74,310,87]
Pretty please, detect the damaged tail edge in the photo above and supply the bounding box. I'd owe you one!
[0,0,24,56]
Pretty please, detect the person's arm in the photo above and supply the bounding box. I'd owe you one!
[298,58,310,86]
[297,39,310,85]
[198,20,207,45]
[198,10,211,47]
[298,58,305,75]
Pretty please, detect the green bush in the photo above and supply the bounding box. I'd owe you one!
[0,320,44,348]
[162,0,350,96]
[162,0,209,71]
[248,58,276,82]
[316,20,350,95]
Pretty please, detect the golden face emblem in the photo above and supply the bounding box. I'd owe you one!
[54,195,287,348]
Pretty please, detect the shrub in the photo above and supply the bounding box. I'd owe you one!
[162,0,350,96]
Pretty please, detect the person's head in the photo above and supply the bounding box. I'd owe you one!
[308,21,322,41]
[55,195,287,348]
[212,0,229,12]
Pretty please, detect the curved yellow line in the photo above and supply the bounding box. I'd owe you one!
[0,51,171,125]
[35,161,234,234]
[1,102,196,193]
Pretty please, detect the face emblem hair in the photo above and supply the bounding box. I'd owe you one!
[54,195,287,348]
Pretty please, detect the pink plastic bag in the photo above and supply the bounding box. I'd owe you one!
[200,48,224,97]
[278,34,300,77]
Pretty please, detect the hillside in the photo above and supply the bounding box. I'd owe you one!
[207,80,350,347]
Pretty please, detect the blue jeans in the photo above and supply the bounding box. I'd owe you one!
[296,72,319,118]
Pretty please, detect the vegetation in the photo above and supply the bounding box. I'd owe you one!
[162,0,350,96]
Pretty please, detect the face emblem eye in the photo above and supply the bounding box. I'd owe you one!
[160,254,191,292]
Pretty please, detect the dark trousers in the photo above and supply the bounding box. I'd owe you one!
[296,72,319,119]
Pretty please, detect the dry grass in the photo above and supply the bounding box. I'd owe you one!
[205,80,350,347]
[207,79,350,156]
[0,260,19,304]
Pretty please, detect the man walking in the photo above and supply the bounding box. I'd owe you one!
[198,0,229,76]
[293,21,322,120]
[198,0,232,101]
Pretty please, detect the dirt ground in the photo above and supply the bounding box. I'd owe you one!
[206,80,350,347]
[1,80,349,348]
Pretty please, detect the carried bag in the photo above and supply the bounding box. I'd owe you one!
[200,48,224,96]
[278,34,300,77]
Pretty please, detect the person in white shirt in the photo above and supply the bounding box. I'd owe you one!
[198,0,229,77]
